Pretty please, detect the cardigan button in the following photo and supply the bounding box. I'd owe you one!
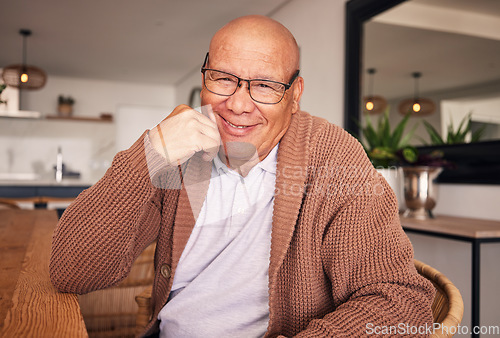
[160,264,171,278]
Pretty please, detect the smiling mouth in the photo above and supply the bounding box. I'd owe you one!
[227,120,247,129]
[221,116,250,129]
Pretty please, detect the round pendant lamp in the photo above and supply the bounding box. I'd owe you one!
[363,68,387,115]
[1,29,47,90]
[398,72,435,116]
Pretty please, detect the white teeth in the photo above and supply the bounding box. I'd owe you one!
[227,120,247,129]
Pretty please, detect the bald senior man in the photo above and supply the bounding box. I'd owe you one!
[50,15,434,337]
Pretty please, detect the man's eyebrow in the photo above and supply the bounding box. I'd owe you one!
[214,68,282,82]
[252,75,278,81]
[244,73,285,82]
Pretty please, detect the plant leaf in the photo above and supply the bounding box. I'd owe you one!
[380,111,391,148]
[416,135,430,146]
[423,120,444,145]
[455,114,471,143]
[363,119,378,149]
[391,113,411,149]
[401,146,418,163]
[399,122,418,148]
[471,124,486,142]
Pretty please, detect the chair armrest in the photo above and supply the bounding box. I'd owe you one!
[135,286,153,336]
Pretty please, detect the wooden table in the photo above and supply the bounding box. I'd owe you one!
[401,214,500,338]
[0,209,88,337]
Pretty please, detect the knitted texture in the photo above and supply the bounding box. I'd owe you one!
[50,111,434,337]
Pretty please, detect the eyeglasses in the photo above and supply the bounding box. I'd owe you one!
[200,53,300,105]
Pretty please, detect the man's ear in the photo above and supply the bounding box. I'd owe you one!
[291,76,304,114]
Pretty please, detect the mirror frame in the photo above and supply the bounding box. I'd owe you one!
[344,0,500,185]
[344,0,406,136]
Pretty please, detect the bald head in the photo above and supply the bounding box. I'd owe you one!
[209,15,300,77]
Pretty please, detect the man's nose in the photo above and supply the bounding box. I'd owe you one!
[226,81,255,114]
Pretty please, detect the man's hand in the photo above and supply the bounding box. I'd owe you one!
[149,104,221,166]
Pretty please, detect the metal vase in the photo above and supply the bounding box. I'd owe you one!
[402,166,443,220]
[377,167,405,212]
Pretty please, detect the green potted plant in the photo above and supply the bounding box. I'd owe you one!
[358,108,418,168]
[397,113,483,219]
[421,113,485,145]
[57,95,75,117]
[0,84,7,105]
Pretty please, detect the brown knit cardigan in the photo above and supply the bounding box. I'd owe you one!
[50,111,434,337]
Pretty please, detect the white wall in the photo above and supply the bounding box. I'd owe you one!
[1,76,174,182]
[272,0,346,125]
[20,75,174,120]
[176,69,203,108]
[435,184,500,220]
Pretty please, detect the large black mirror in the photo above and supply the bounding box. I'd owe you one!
[344,0,500,184]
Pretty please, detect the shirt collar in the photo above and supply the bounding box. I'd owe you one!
[256,143,278,174]
[213,143,278,175]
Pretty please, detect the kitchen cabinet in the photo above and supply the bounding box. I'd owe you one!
[0,180,91,216]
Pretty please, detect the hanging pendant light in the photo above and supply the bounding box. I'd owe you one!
[2,29,47,90]
[362,68,387,115]
[398,72,435,116]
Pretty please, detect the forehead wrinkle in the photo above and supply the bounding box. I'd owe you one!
[210,47,288,82]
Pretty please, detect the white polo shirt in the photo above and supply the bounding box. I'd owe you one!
[158,145,278,338]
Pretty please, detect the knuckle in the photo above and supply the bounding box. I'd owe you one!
[186,118,199,129]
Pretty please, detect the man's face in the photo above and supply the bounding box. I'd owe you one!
[200,40,303,161]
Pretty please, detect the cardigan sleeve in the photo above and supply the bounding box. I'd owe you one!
[49,131,175,294]
[296,163,435,336]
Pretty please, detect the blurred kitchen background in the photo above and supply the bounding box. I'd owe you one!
[0,0,297,188]
[2,1,500,335]
[1,0,500,219]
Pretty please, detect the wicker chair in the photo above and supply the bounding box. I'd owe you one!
[414,259,464,338]
[135,285,153,336]
[134,259,464,337]
[78,242,156,338]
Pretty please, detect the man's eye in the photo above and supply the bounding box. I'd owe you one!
[215,76,236,83]
[256,83,272,89]
[254,82,281,91]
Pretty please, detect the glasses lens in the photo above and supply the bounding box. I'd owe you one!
[204,70,238,96]
[203,69,287,104]
[250,80,286,104]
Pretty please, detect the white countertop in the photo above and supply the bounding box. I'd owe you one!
[0,179,94,187]
[0,173,95,187]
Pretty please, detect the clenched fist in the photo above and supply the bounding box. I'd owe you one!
[149,104,221,166]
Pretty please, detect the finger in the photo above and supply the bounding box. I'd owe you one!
[191,109,218,131]
[197,122,221,146]
[158,107,217,139]
[201,143,220,162]
[167,104,191,120]
[201,104,217,125]
[153,104,191,131]
[191,108,221,145]
[193,133,220,161]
